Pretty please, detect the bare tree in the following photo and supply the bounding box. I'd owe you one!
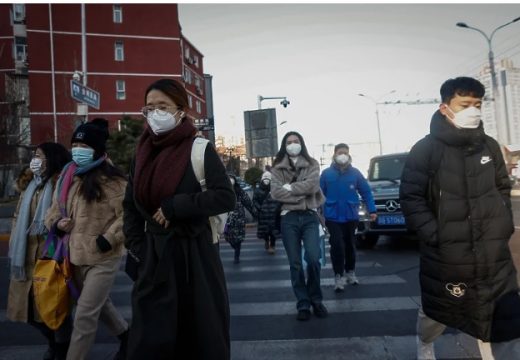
[0,72,31,198]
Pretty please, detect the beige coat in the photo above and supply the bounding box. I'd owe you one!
[7,181,51,322]
[271,155,325,211]
[45,175,127,266]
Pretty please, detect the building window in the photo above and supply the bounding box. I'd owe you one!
[12,4,25,23]
[196,100,202,114]
[184,67,192,84]
[14,37,27,62]
[113,5,123,23]
[115,41,124,61]
[116,80,126,100]
[194,55,199,68]
[184,46,190,60]
[188,95,193,108]
[195,77,203,95]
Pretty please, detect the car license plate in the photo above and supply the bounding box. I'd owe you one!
[377,215,405,225]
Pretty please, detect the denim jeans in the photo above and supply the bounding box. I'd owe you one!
[281,210,323,310]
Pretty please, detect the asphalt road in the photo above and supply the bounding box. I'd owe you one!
[0,198,518,359]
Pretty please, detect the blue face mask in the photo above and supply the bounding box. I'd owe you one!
[71,147,95,167]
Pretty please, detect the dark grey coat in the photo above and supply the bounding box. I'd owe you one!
[123,141,236,359]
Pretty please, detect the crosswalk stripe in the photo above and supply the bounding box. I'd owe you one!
[0,295,419,322]
[225,275,405,290]
[114,260,382,280]
[230,296,421,316]
[230,334,480,360]
[222,262,382,272]
[109,274,406,294]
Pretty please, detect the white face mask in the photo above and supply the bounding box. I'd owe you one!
[146,109,180,135]
[286,143,301,156]
[30,158,43,176]
[335,154,350,166]
[445,106,481,129]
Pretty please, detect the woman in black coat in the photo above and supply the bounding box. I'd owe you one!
[253,171,281,254]
[224,174,256,264]
[123,79,235,360]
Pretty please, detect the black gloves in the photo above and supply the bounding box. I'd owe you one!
[96,235,112,252]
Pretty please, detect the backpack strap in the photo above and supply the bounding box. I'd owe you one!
[191,137,210,190]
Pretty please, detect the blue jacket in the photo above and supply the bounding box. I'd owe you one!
[320,163,376,222]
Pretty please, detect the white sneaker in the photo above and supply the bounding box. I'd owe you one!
[416,336,436,360]
[345,271,359,285]
[334,274,344,292]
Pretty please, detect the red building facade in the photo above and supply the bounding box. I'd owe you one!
[0,3,208,146]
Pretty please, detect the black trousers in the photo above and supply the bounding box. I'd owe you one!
[325,220,358,275]
[263,233,276,247]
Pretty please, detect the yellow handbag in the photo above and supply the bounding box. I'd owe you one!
[33,258,71,330]
[32,230,74,330]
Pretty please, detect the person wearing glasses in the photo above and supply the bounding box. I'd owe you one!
[7,143,72,360]
[123,79,235,359]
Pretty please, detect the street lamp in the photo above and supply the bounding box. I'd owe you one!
[456,17,520,145]
[358,90,396,155]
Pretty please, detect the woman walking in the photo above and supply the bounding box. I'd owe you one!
[253,171,280,254]
[225,173,257,264]
[45,119,129,360]
[123,78,235,359]
[271,131,328,321]
[7,142,72,360]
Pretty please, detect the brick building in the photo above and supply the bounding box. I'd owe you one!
[0,3,212,146]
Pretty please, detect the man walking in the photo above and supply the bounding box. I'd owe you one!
[320,143,377,291]
[400,76,520,359]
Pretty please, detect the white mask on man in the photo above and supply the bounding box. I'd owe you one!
[445,106,481,129]
[286,143,302,156]
[147,110,181,135]
[335,154,351,166]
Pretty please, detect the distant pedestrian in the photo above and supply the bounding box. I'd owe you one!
[7,142,72,360]
[225,173,257,264]
[45,119,129,360]
[320,143,377,291]
[123,78,235,359]
[271,131,328,321]
[253,171,281,254]
[400,77,520,359]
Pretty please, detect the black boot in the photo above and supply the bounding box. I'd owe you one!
[34,324,55,360]
[113,329,128,360]
[54,341,69,360]
[42,345,55,360]
[233,245,241,264]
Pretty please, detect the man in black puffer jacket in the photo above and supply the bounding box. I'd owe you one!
[400,77,520,360]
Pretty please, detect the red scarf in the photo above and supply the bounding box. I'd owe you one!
[134,120,197,213]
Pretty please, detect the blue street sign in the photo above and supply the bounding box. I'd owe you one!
[70,80,100,109]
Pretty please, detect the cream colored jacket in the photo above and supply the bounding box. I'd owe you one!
[45,175,127,266]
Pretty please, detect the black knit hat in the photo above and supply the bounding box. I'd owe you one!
[71,118,109,156]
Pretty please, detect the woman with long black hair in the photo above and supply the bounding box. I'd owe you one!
[270,131,328,321]
[45,118,129,360]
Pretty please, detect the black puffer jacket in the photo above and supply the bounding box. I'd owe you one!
[400,110,519,342]
[253,183,281,239]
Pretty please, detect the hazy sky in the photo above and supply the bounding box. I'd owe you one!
[179,3,520,172]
